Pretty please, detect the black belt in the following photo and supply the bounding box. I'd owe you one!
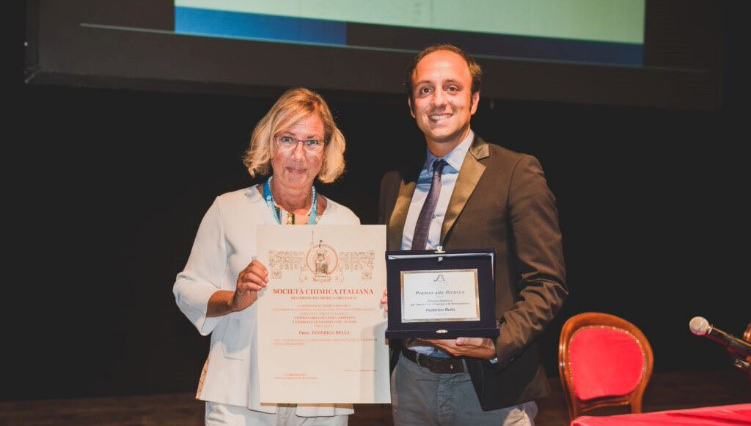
[401,347,465,374]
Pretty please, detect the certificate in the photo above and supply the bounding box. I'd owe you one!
[256,225,390,404]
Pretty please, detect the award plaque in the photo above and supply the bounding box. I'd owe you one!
[384,249,499,339]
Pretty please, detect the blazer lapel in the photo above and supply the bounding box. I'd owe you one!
[388,179,417,250]
[440,137,489,243]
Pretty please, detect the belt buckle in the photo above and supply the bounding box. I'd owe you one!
[414,352,427,368]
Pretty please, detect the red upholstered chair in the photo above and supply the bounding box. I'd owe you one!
[558,312,654,421]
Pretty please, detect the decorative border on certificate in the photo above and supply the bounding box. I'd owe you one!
[267,243,375,284]
[400,269,480,323]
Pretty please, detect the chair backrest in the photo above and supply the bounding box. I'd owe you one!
[745,322,751,380]
[558,312,654,421]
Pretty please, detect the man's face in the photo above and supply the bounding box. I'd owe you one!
[409,50,479,152]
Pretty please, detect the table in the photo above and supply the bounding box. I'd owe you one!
[571,403,751,426]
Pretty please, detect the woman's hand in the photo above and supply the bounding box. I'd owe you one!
[232,260,269,311]
[207,260,269,316]
[380,288,388,312]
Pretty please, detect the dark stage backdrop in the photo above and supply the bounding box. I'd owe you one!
[6,2,749,402]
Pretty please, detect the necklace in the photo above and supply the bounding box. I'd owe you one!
[263,176,318,225]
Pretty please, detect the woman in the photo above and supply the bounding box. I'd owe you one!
[174,87,359,426]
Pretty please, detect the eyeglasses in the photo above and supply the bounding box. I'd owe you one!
[275,135,325,152]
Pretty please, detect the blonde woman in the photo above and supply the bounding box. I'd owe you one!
[174,87,358,426]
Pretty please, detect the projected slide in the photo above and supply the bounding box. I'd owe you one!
[175,0,644,66]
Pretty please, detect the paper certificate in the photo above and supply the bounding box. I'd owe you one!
[401,269,480,322]
[256,225,389,404]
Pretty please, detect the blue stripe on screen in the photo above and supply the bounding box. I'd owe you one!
[175,6,346,45]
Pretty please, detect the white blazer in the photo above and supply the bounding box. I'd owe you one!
[174,187,359,416]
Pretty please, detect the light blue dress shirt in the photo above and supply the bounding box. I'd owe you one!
[402,130,474,357]
[401,130,474,250]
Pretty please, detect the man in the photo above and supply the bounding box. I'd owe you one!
[379,44,567,425]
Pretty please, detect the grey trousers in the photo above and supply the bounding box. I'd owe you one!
[391,352,537,426]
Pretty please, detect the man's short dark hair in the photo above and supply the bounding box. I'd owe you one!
[404,44,482,101]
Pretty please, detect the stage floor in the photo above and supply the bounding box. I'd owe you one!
[1,370,749,426]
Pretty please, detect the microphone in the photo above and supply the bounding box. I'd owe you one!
[689,316,751,358]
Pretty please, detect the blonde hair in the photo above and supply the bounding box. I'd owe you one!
[243,87,346,183]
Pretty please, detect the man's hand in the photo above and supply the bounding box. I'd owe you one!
[421,337,496,359]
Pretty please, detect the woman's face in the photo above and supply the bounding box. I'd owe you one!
[270,113,325,192]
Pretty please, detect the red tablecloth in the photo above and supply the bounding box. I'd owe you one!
[571,403,751,426]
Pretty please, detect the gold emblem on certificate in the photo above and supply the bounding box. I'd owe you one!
[309,240,336,280]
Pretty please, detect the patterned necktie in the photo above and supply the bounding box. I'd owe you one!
[411,159,447,250]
